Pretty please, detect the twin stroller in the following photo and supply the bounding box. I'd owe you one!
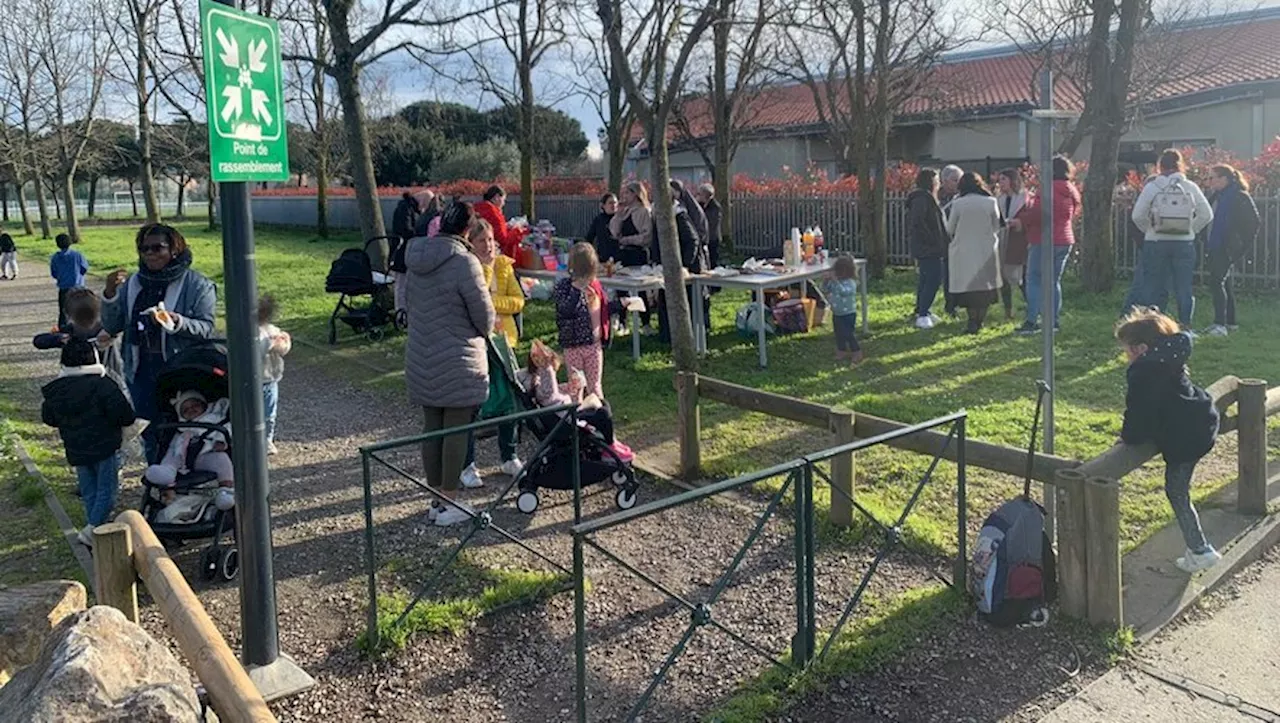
[482,338,640,515]
[136,344,239,581]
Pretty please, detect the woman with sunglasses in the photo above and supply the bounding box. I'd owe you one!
[101,224,217,459]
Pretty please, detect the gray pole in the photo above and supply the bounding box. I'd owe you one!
[1038,68,1056,539]
[218,180,280,667]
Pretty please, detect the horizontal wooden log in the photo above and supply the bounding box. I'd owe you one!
[116,511,276,723]
[697,375,834,430]
[852,413,1080,487]
[1206,375,1241,412]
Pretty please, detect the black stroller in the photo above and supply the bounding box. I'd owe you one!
[326,236,404,344]
[483,340,640,515]
[137,343,238,582]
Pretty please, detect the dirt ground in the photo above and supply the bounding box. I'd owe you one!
[2,268,1112,722]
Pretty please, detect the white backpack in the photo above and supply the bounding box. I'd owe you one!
[1149,178,1196,234]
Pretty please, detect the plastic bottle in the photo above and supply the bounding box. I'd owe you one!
[814,225,825,252]
[802,227,815,262]
[788,228,802,267]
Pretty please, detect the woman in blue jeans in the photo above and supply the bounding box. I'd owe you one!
[1015,156,1080,335]
[906,169,948,329]
[1130,149,1214,328]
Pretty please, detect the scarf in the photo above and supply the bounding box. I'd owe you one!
[131,249,192,352]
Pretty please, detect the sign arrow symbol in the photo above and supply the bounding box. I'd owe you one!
[247,38,268,74]
[250,89,272,126]
[215,28,239,70]
[221,86,242,124]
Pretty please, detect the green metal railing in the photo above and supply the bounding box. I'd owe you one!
[571,411,967,721]
[359,404,582,651]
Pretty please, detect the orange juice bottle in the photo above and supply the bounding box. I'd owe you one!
[802,227,815,261]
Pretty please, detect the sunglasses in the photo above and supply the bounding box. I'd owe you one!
[139,243,170,254]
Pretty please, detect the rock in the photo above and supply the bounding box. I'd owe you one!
[0,606,202,722]
[0,580,87,686]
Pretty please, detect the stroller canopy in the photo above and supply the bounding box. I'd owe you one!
[326,248,376,295]
[155,342,229,413]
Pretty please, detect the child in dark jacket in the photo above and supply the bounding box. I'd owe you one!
[33,287,124,382]
[41,339,136,547]
[554,242,622,399]
[1116,308,1221,573]
[0,231,17,279]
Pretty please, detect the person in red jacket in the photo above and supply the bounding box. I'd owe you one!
[1014,156,1080,335]
[475,185,528,259]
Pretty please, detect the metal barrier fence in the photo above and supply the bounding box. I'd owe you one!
[570,411,967,722]
[358,404,581,651]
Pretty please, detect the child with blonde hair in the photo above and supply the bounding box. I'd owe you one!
[1116,307,1220,573]
[553,242,620,399]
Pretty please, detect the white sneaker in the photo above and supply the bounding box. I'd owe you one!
[427,503,440,522]
[500,457,524,477]
[1175,547,1221,573]
[77,524,94,547]
[434,503,474,527]
[914,315,935,330]
[267,440,279,455]
[1185,329,1199,340]
[928,313,942,324]
[459,463,484,489]
[1204,325,1229,337]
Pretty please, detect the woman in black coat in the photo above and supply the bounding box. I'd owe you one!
[906,168,948,329]
[586,193,620,262]
[1202,164,1260,336]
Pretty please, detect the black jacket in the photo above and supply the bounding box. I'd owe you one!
[586,212,619,263]
[33,323,124,382]
[906,189,948,258]
[1213,187,1260,261]
[392,197,419,242]
[1120,332,1218,464]
[702,199,723,268]
[0,234,14,253]
[651,208,707,273]
[41,367,136,466]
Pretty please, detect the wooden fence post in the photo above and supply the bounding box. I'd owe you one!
[1237,379,1268,516]
[676,372,701,481]
[1054,470,1089,620]
[1084,477,1123,628]
[828,409,856,527]
[93,522,139,624]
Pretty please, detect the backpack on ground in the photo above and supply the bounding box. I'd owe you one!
[1149,178,1196,235]
[969,381,1058,627]
[735,303,774,339]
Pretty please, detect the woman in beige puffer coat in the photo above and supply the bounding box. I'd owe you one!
[405,202,496,525]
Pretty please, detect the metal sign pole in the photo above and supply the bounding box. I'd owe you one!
[1038,68,1057,540]
[204,0,313,700]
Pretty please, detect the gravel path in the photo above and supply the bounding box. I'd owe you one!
[1,259,1107,722]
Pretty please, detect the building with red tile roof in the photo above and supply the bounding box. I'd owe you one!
[628,8,1280,180]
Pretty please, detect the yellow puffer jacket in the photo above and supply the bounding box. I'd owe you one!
[484,255,524,347]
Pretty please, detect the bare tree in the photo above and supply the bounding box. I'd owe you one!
[0,2,54,239]
[102,0,165,223]
[778,0,951,275]
[281,0,344,236]
[599,0,718,372]
[455,0,568,218]
[35,0,110,242]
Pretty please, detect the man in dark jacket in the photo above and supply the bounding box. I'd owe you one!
[653,181,709,343]
[696,184,723,269]
[1116,309,1220,573]
[41,339,136,546]
[906,169,948,329]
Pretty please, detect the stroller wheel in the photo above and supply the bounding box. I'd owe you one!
[611,469,630,487]
[198,547,219,581]
[394,309,408,331]
[516,491,539,514]
[218,547,240,581]
[615,487,638,511]
[367,326,385,343]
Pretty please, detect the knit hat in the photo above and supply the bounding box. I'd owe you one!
[172,390,206,417]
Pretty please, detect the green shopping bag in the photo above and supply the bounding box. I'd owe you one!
[480,333,520,420]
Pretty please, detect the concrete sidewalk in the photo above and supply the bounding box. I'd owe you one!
[1044,548,1280,722]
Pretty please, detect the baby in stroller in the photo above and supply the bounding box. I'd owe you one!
[146,390,234,523]
[525,339,632,462]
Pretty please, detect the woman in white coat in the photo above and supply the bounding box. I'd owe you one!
[945,172,1003,334]
[996,168,1030,320]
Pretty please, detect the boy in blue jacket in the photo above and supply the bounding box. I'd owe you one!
[1116,307,1221,573]
[50,233,89,328]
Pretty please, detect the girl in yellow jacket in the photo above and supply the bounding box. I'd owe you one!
[468,219,525,347]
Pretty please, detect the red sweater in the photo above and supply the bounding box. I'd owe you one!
[1019,180,1080,247]
[475,200,527,259]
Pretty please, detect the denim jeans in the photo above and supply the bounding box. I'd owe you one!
[1140,241,1196,327]
[1024,244,1071,327]
[465,422,519,467]
[130,353,164,462]
[262,380,279,444]
[1206,246,1235,327]
[915,256,944,317]
[76,454,121,527]
[1121,251,1147,316]
[1165,460,1210,553]
[832,313,860,352]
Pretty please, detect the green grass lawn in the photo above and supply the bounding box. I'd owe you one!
[47,222,1280,554]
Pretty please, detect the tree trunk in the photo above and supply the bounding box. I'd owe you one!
[605,65,627,195]
[128,181,139,217]
[61,174,82,242]
[711,2,733,255]
[206,180,218,231]
[332,60,387,267]
[519,66,536,219]
[867,0,891,278]
[16,181,34,236]
[316,147,329,238]
[649,124,697,373]
[136,22,161,224]
[34,172,54,234]
[176,176,187,217]
[0,181,7,222]
[88,177,98,217]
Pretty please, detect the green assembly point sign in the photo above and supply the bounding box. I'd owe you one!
[201,0,289,182]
